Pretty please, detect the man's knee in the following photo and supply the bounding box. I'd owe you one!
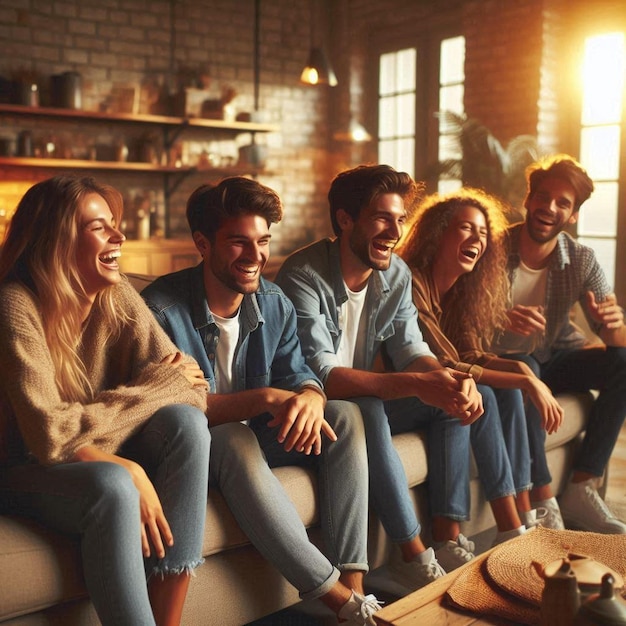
[324,399,365,439]
[209,423,265,478]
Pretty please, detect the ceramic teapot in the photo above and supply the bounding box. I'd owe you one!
[539,554,626,626]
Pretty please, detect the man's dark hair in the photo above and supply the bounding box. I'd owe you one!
[327,164,423,236]
[186,176,283,240]
[525,154,594,212]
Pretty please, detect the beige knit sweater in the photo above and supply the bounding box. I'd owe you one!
[0,276,207,466]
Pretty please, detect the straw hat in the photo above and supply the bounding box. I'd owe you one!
[446,527,626,624]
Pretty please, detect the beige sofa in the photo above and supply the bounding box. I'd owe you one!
[0,273,596,626]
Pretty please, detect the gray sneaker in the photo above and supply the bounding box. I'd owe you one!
[559,479,626,534]
[434,533,475,571]
[531,497,565,530]
[389,547,446,591]
[338,591,383,626]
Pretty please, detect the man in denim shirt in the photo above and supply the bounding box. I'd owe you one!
[276,164,529,586]
[142,177,382,625]
[491,154,626,534]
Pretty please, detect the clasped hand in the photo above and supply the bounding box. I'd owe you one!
[415,369,484,426]
[267,388,337,455]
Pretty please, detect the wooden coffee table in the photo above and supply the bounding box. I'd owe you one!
[373,549,519,625]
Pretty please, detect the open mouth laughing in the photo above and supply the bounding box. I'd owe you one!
[99,250,121,266]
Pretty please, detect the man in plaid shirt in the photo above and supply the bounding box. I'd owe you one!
[492,153,626,534]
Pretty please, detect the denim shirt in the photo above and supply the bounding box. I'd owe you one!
[141,263,322,395]
[275,238,434,383]
[492,223,612,362]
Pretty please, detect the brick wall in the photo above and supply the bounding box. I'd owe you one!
[0,0,337,254]
[0,0,607,252]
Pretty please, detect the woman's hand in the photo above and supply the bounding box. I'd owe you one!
[72,445,172,558]
[125,460,173,558]
[161,352,207,390]
[525,377,564,434]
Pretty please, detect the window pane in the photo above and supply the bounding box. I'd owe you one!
[439,85,465,120]
[438,178,462,194]
[379,53,396,96]
[396,93,416,135]
[578,237,616,289]
[379,138,415,177]
[577,181,618,237]
[440,36,465,84]
[396,49,416,91]
[581,33,625,126]
[580,125,621,180]
[379,97,397,139]
[379,139,396,167]
[438,132,462,161]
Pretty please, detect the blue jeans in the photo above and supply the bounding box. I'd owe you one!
[506,346,626,480]
[215,399,369,601]
[355,385,517,534]
[0,404,210,626]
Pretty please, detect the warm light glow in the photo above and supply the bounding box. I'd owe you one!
[581,33,625,126]
[0,180,33,243]
[300,66,320,85]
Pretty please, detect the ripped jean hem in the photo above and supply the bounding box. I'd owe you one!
[148,557,205,580]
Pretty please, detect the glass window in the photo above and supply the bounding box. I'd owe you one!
[377,35,465,188]
[378,48,416,173]
[578,32,624,289]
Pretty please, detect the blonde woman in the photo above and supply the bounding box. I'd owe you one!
[399,188,564,529]
[0,176,210,626]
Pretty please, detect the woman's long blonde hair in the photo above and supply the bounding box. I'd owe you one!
[0,176,126,402]
[398,187,510,348]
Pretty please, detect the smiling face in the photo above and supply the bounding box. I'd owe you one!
[434,204,488,286]
[342,192,407,272]
[524,176,578,244]
[75,192,125,301]
[198,213,270,315]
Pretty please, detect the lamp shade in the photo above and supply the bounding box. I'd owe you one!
[300,47,338,86]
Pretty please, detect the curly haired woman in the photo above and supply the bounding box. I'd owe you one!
[398,187,564,530]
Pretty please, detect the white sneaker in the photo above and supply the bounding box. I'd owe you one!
[434,533,475,571]
[520,507,548,529]
[531,497,565,530]
[388,546,446,591]
[338,591,383,625]
[492,525,526,547]
[559,479,626,534]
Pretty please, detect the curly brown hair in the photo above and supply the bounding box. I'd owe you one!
[398,187,511,348]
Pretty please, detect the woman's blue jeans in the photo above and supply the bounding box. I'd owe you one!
[222,399,369,601]
[352,385,519,541]
[505,346,626,483]
[0,404,210,626]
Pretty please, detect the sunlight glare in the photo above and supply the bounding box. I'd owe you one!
[581,33,625,125]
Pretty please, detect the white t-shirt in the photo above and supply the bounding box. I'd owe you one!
[336,282,368,367]
[212,310,240,394]
[498,260,548,354]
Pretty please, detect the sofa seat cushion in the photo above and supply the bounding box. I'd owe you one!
[0,516,85,622]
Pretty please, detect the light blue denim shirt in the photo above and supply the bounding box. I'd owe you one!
[275,238,434,383]
[141,263,323,395]
[492,223,613,362]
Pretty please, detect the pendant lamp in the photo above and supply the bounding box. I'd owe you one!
[300,1,337,86]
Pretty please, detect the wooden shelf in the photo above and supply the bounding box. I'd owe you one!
[0,156,266,176]
[0,103,280,133]
[0,103,278,238]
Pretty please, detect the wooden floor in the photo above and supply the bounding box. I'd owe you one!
[605,422,626,511]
